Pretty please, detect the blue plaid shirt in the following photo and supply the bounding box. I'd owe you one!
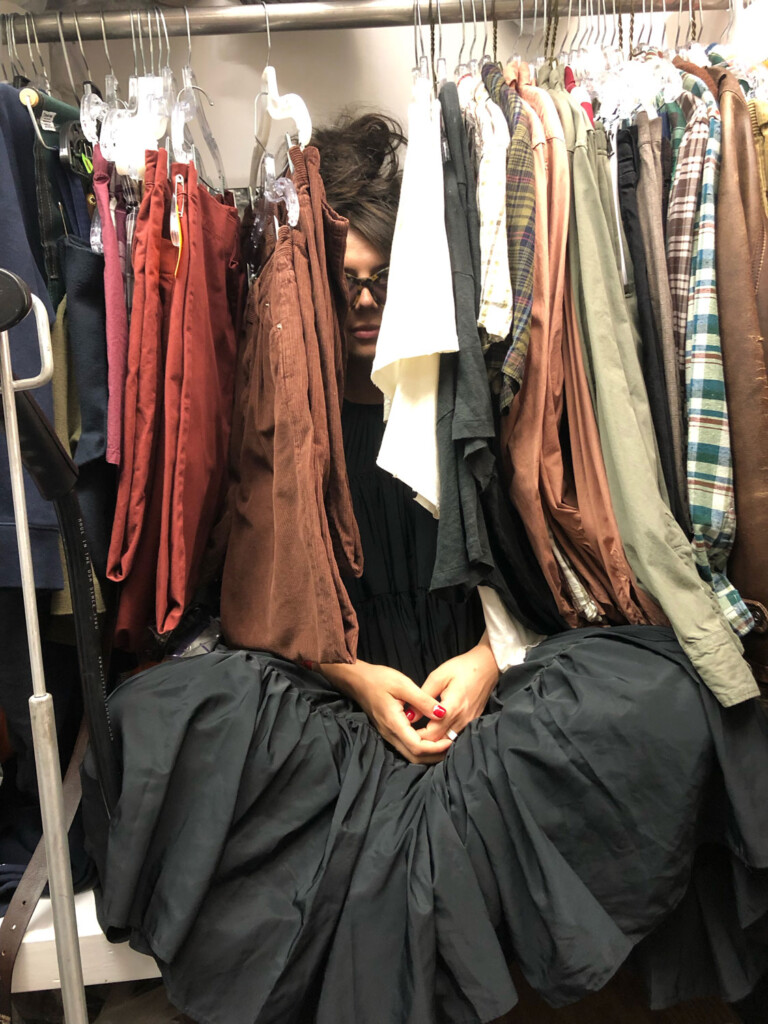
[683,73,754,636]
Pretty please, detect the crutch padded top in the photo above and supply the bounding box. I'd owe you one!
[0,269,32,334]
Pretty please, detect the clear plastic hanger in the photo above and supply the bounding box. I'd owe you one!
[249,2,301,228]
[157,8,176,150]
[110,12,166,180]
[683,0,710,65]
[522,0,538,59]
[81,11,123,147]
[98,11,139,163]
[171,8,227,191]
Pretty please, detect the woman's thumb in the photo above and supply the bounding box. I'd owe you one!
[403,681,447,722]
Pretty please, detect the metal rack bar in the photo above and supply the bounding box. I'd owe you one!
[4,0,733,44]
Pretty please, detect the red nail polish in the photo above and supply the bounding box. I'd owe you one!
[405,709,416,722]
[433,705,446,719]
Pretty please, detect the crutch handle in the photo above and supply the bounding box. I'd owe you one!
[0,268,32,333]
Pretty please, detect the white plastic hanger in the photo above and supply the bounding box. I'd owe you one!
[105,12,164,180]
[253,2,312,168]
[250,1,307,226]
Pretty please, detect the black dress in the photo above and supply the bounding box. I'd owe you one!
[341,399,484,682]
[83,409,768,1024]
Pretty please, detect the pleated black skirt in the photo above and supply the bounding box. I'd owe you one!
[84,626,768,1024]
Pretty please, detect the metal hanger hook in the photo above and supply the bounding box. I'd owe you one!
[563,0,573,53]
[136,7,146,75]
[145,10,154,77]
[23,15,38,79]
[128,11,138,78]
[10,15,27,76]
[260,2,271,66]
[154,9,164,72]
[56,13,79,102]
[417,0,427,60]
[481,0,489,57]
[2,17,13,77]
[571,0,581,54]
[675,0,683,49]
[456,0,466,66]
[159,8,171,66]
[73,12,91,81]
[184,6,192,68]
[177,83,214,107]
[29,14,48,84]
[100,10,114,77]
[469,0,478,60]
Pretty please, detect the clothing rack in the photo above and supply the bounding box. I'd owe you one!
[8,0,736,44]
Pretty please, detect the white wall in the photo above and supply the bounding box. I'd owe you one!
[47,20,524,186]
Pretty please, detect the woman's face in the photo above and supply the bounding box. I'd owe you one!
[344,229,388,361]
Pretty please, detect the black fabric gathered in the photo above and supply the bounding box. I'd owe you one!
[85,626,768,1024]
[342,400,485,683]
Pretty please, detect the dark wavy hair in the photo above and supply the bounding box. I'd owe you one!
[312,112,406,261]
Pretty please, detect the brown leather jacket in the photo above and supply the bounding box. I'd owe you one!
[715,68,768,684]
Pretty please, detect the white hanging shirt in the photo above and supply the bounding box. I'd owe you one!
[371,76,459,517]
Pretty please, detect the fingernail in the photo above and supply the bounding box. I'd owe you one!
[405,709,416,722]
[433,705,446,719]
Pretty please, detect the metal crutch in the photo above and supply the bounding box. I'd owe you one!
[0,269,88,1024]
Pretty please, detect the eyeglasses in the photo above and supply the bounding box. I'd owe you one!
[344,267,389,308]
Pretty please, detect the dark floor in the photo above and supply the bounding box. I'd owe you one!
[491,967,743,1023]
[12,969,767,1024]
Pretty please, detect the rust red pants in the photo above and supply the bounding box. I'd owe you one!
[107,151,243,648]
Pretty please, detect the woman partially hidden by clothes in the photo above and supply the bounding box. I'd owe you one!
[84,116,768,1024]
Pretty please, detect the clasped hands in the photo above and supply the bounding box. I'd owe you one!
[320,635,500,765]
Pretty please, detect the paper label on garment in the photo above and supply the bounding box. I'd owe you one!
[40,111,58,133]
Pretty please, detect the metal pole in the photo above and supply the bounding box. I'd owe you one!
[8,0,733,42]
[0,284,88,1024]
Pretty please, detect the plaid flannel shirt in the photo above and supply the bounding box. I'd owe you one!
[549,528,604,623]
[667,90,708,387]
[683,77,754,636]
[482,63,535,408]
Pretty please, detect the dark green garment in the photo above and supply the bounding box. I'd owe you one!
[662,98,687,179]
